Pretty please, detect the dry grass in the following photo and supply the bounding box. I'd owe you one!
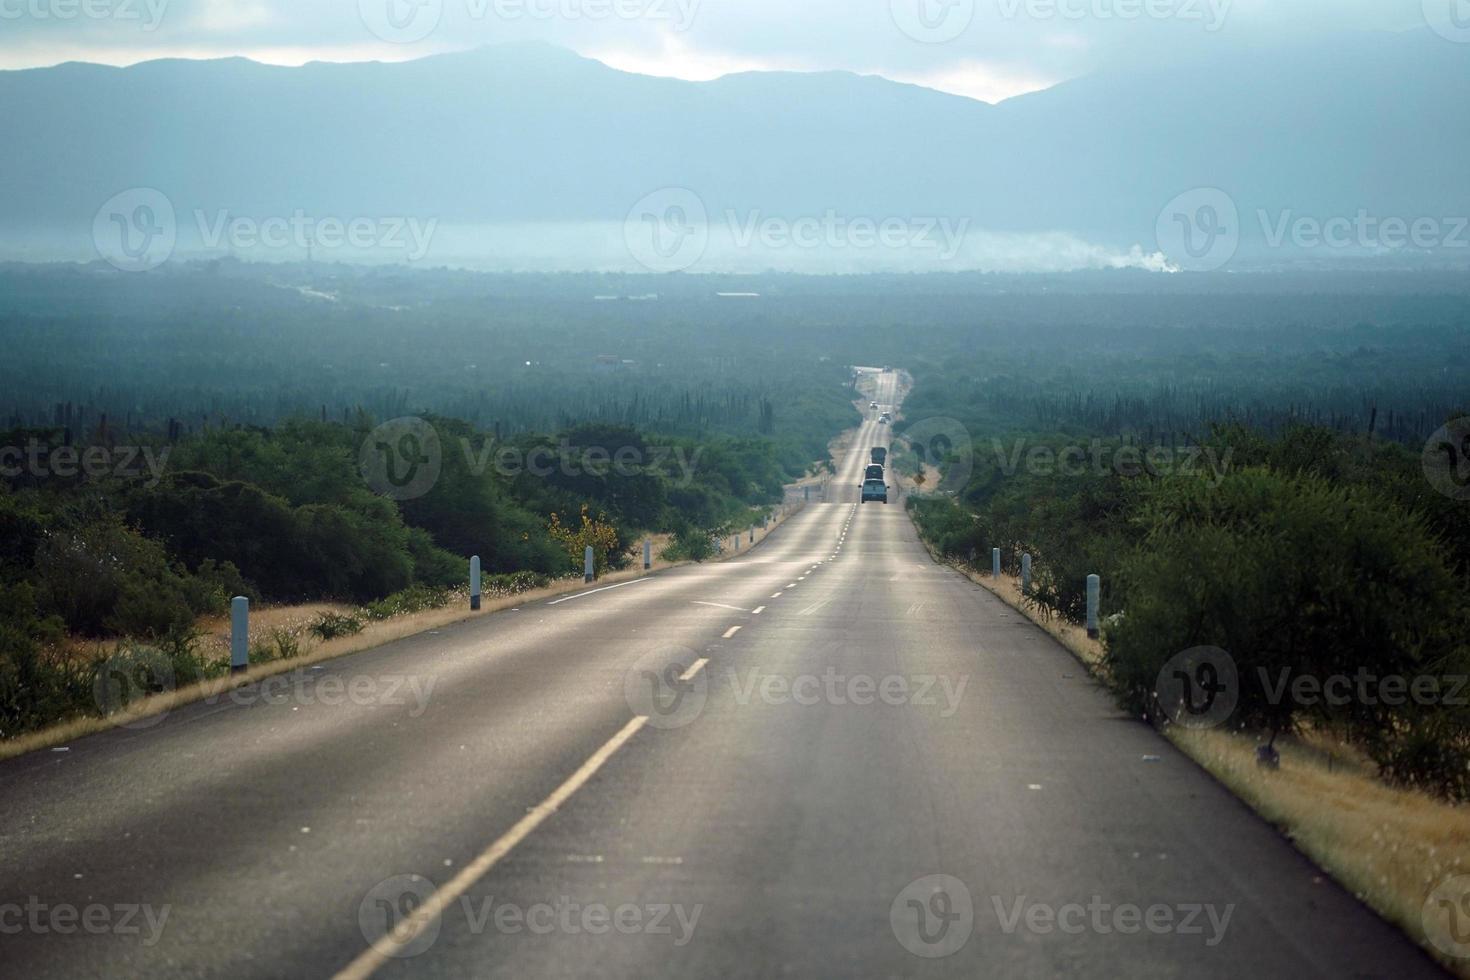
[937,556,1470,976]
[2,512,804,762]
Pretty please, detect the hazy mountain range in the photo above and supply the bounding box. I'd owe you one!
[4,32,1467,272]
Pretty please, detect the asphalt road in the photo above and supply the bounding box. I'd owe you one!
[0,371,1447,978]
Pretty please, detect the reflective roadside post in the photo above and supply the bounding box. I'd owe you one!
[643,537,652,571]
[1021,553,1032,595]
[470,556,481,610]
[584,546,594,583]
[992,548,1001,579]
[1086,575,1101,638]
[230,596,249,674]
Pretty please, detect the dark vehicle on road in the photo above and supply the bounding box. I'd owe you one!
[870,447,887,465]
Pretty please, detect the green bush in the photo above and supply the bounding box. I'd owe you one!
[310,611,365,641]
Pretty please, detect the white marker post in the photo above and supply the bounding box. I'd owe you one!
[749,526,754,546]
[1022,553,1033,595]
[643,537,652,571]
[230,596,249,674]
[1086,574,1101,638]
[470,555,482,611]
[992,548,1001,579]
[584,546,595,583]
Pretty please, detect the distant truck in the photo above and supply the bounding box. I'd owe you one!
[870,447,887,466]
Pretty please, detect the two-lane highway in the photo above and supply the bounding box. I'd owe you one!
[0,372,1445,978]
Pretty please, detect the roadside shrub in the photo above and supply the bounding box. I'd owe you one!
[310,612,365,641]
[1104,468,1470,796]
[363,584,454,621]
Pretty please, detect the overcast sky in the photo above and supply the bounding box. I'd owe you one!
[0,0,1447,101]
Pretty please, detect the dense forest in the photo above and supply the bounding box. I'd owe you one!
[3,262,1469,757]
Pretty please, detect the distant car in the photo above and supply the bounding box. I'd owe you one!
[861,479,888,504]
[864,463,885,482]
[878,412,891,424]
[869,401,879,409]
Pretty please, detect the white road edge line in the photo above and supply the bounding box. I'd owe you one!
[692,601,749,613]
[333,715,648,980]
[548,577,655,605]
